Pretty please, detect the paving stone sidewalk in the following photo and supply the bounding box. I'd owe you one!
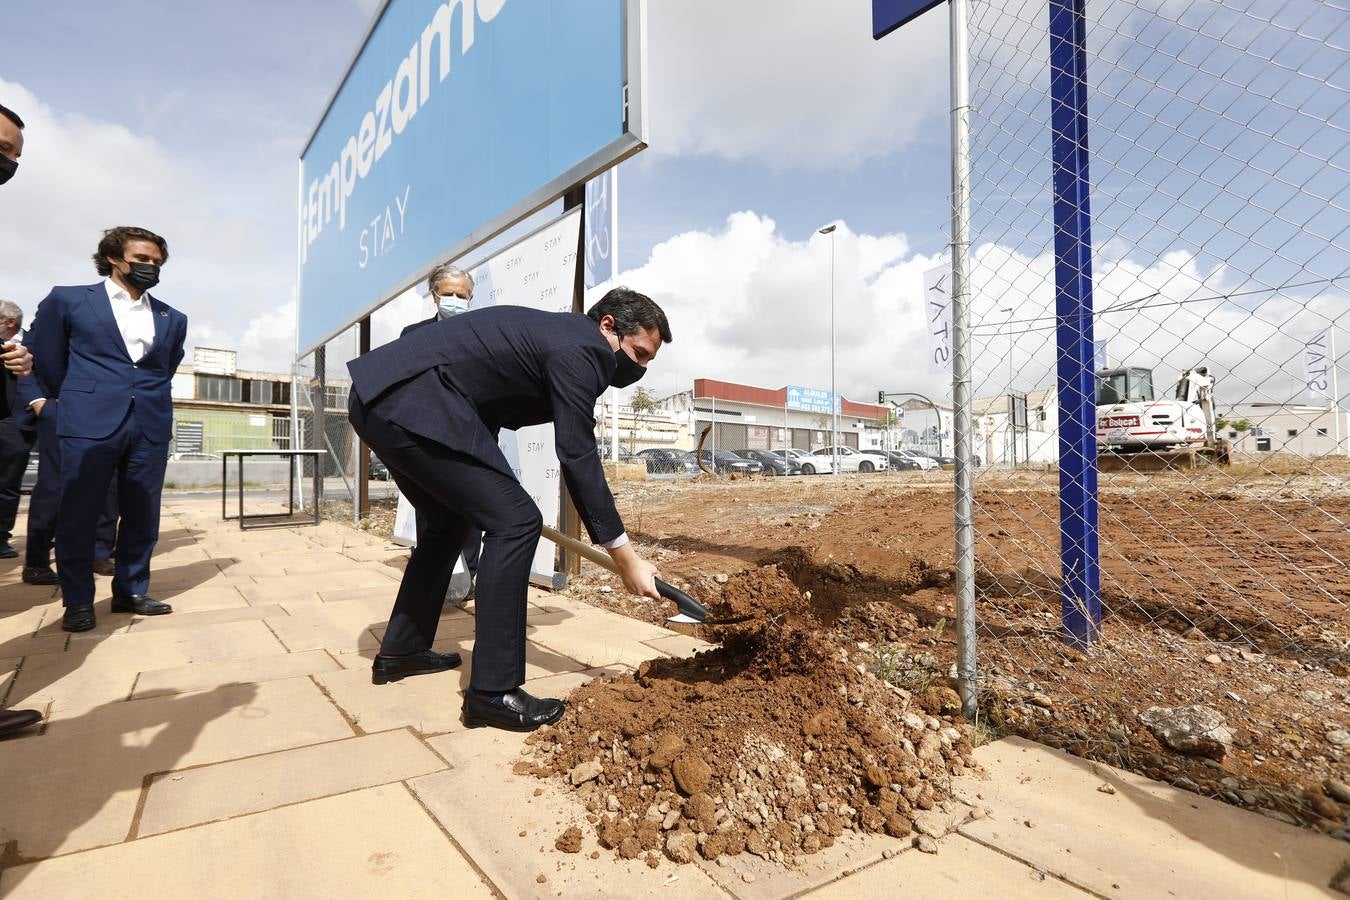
[0,497,1344,898]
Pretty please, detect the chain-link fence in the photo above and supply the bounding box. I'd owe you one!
[292,325,361,518]
[961,0,1349,828]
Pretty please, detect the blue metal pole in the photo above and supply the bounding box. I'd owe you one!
[1049,0,1101,647]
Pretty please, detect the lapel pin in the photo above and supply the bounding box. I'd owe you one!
[159,310,168,317]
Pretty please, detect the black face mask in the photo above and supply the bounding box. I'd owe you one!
[611,338,646,388]
[0,155,16,186]
[123,261,161,292]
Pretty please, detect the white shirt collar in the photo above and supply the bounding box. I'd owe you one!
[104,276,149,306]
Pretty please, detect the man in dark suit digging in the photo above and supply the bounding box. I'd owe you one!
[347,287,670,731]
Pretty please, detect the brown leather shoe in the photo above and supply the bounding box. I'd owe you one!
[0,708,42,738]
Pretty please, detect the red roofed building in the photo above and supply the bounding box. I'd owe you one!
[656,379,892,453]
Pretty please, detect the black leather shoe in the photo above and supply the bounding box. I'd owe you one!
[92,559,117,576]
[0,543,16,559]
[110,595,173,616]
[63,606,96,632]
[22,567,59,586]
[0,708,42,738]
[371,649,463,684]
[462,688,564,732]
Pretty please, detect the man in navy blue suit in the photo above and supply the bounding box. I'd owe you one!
[348,287,669,731]
[0,300,36,560]
[401,263,481,602]
[27,226,188,632]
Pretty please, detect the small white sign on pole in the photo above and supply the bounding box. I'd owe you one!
[924,264,953,375]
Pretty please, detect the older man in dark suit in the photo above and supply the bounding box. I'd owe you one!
[348,287,669,731]
[27,226,188,633]
[401,263,481,601]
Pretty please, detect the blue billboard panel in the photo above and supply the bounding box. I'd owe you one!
[786,386,841,416]
[872,0,945,40]
[583,171,613,289]
[298,0,644,354]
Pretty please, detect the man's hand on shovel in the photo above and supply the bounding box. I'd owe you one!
[608,542,662,602]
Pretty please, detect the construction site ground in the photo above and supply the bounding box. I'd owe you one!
[0,486,1345,898]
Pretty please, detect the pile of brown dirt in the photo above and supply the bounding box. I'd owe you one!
[516,565,976,867]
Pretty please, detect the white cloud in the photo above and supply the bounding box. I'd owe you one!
[646,0,950,168]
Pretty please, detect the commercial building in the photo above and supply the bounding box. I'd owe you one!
[169,348,297,456]
[657,379,889,453]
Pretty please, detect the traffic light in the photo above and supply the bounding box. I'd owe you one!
[877,390,886,404]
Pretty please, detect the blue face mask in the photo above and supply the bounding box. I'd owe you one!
[437,296,469,318]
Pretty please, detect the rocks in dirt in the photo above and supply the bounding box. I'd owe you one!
[672,752,712,796]
[1324,778,1350,805]
[649,733,686,770]
[555,826,583,853]
[1304,789,1342,820]
[1324,729,1350,749]
[1203,654,1223,666]
[570,759,604,786]
[1139,705,1232,760]
[915,835,939,854]
[524,563,978,871]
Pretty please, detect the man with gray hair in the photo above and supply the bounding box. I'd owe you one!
[0,298,33,559]
[373,263,480,665]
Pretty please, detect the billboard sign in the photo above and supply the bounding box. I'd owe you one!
[872,0,945,40]
[297,0,646,355]
[786,385,841,416]
[584,170,614,289]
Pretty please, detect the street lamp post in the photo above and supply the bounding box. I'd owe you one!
[820,224,838,475]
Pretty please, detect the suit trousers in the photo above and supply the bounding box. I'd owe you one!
[415,514,480,577]
[0,417,29,545]
[25,411,118,569]
[55,410,167,609]
[349,395,542,692]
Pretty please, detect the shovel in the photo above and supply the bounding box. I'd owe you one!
[539,524,713,624]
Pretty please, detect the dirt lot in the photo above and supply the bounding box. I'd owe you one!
[563,464,1350,839]
[360,460,1349,851]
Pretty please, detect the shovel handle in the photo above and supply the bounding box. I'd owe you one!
[538,524,709,623]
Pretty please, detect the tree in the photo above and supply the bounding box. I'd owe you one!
[1215,417,1253,433]
[628,386,660,453]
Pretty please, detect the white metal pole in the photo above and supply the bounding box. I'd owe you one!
[950,0,978,719]
[1332,327,1343,455]
[830,233,838,474]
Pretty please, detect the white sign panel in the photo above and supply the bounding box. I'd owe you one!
[193,346,237,376]
[923,265,952,375]
[391,208,581,585]
[1305,330,1332,401]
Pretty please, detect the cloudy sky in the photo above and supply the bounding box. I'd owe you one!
[2,0,1343,410]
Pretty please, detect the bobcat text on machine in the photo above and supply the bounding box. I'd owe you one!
[1095,365,1231,466]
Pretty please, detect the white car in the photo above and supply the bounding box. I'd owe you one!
[811,446,888,473]
[775,448,834,475]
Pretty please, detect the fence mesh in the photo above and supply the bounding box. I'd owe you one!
[963,0,1349,829]
[293,326,361,518]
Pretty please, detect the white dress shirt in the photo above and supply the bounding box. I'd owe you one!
[105,277,156,362]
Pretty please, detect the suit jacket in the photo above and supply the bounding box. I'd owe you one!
[400,314,437,338]
[12,330,42,432]
[349,306,622,544]
[28,283,188,442]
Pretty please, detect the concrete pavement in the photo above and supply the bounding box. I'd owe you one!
[0,497,1343,898]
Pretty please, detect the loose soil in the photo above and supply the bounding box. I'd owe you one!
[516,564,977,867]
[554,463,1350,841]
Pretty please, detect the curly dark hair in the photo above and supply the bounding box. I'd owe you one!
[93,226,169,277]
[586,286,672,343]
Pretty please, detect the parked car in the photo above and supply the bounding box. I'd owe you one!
[636,448,702,475]
[775,448,832,475]
[732,449,800,476]
[696,449,764,476]
[369,453,391,480]
[891,449,940,471]
[811,446,888,473]
[880,450,923,471]
[857,449,896,471]
[599,446,640,464]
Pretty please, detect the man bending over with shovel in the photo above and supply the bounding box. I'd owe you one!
[347,287,669,731]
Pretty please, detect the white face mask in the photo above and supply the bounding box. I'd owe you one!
[437,296,469,318]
